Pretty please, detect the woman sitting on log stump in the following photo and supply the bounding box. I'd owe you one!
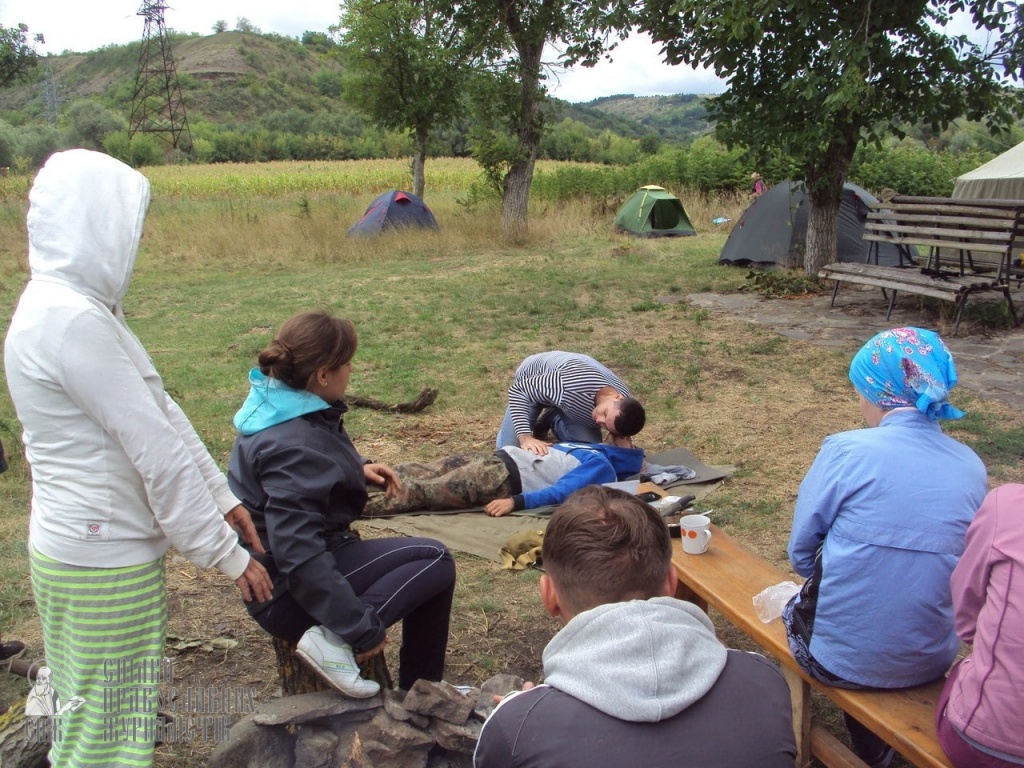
[228,310,456,698]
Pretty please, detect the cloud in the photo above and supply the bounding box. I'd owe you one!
[545,34,726,103]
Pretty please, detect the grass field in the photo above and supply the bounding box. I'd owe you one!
[1,157,1022,766]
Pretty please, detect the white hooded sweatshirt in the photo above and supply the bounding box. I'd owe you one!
[4,149,248,579]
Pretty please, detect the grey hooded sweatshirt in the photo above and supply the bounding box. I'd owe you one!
[474,597,796,768]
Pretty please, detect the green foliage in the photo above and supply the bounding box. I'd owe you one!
[301,31,337,54]
[0,22,41,88]
[103,132,164,167]
[631,0,1024,273]
[14,123,60,169]
[467,70,528,195]
[572,94,712,145]
[235,18,262,34]
[0,119,17,167]
[63,100,126,151]
[849,141,994,197]
[739,269,825,298]
[337,0,489,195]
[2,23,1019,185]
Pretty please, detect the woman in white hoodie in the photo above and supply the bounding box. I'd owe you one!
[4,150,272,768]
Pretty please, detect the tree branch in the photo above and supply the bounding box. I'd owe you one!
[345,387,439,413]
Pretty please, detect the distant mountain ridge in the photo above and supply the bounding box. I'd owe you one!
[1,31,710,147]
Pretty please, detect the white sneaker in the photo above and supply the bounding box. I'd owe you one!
[295,626,380,698]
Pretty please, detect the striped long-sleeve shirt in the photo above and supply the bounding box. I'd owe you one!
[507,351,631,438]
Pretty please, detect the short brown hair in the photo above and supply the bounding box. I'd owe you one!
[258,311,357,390]
[542,485,672,616]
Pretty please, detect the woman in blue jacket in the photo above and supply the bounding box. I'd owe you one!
[228,311,456,697]
[783,327,986,768]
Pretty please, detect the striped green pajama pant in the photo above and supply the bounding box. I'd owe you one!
[29,548,167,768]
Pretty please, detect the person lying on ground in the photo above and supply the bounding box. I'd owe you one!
[473,485,797,768]
[364,435,644,518]
[496,350,645,456]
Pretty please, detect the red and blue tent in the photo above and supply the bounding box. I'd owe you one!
[347,190,439,236]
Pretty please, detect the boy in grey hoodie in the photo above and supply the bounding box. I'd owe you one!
[474,486,796,768]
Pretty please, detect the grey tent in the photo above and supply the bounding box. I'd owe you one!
[952,141,1024,200]
[719,181,907,267]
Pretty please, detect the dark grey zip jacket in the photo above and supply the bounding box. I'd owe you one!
[228,400,385,653]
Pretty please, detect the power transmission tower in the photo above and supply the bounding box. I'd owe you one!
[43,67,61,126]
[128,0,192,151]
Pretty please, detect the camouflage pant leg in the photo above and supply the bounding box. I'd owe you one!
[363,453,512,517]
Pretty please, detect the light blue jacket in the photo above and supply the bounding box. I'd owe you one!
[787,409,986,687]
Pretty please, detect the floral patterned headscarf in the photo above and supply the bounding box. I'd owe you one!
[848,327,964,420]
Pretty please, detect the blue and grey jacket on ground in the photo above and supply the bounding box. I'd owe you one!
[503,442,644,511]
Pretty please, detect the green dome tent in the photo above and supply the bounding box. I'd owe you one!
[614,186,697,237]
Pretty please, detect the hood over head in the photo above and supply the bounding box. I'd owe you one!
[593,442,645,479]
[234,369,332,436]
[542,597,727,722]
[27,149,150,309]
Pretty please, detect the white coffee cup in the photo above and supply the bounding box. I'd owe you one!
[679,514,712,554]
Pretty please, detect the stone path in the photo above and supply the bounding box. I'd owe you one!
[682,286,1024,409]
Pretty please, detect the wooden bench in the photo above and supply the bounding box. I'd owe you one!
[672,525,951,768]
[819,196,1024,334]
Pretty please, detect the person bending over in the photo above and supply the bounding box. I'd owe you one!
[496,351,645,456]
[783,327,986,768]
[228,311,456,697]
[474,486,796,768]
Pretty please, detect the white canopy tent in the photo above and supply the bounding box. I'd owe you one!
[952,141,1024,200]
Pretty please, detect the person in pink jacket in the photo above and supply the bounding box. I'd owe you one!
[936,483,1024,768]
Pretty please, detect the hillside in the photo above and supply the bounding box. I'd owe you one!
[1,32,347,126]
[581,93,711,141]
[1,31,706,145]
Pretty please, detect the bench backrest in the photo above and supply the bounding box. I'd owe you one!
[863,196,1024,280]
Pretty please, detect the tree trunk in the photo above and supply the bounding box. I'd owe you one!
[803,129,858,275]
[272,638,393,696]
[804,194,842,274]
[412,125,427,201]
[501,37,544,242]
[0,702,50,768]
[502,159,535,242]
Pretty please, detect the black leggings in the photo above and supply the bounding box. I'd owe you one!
[255,536,455,690]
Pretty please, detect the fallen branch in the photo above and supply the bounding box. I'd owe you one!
[345,388,438,414]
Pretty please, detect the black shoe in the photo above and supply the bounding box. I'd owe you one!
[0,640,25,660]
[863,745,895,768]
[532,408,557,440]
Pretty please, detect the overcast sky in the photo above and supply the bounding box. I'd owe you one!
[0,0,726,102]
